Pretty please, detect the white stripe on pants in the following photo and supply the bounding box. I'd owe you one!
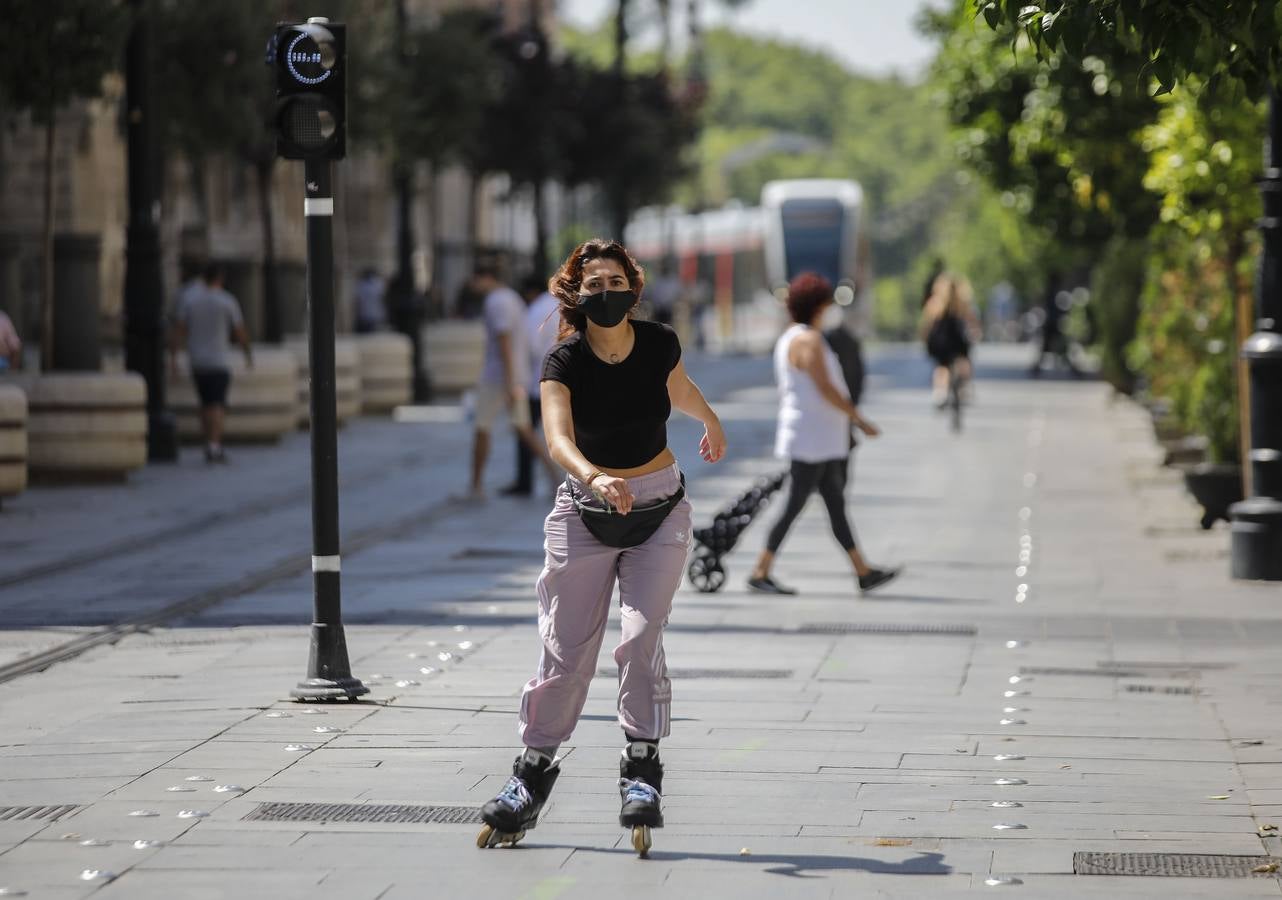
[518,463,691,747]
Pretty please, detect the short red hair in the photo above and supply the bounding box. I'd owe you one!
[786,272,832,324]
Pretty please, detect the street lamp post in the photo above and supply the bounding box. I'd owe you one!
[1229,89,1282,581]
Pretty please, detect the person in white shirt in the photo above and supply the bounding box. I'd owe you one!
[747,272,899,596]
[502,274,562,496]
[469,263,557,499]
[169,263,252,463]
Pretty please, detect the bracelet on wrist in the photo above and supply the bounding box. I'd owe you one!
[584,470,605,486]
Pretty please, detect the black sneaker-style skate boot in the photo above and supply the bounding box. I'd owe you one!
[476,748,560,848]
[619,741,663,857]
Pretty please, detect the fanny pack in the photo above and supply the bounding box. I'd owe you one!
[567,475,685,548]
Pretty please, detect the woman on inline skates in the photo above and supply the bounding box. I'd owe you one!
[477,239,727,856]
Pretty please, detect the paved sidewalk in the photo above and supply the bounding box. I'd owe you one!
[1,345,1280,899]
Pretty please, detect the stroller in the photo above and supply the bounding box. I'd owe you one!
[686,471,788,592]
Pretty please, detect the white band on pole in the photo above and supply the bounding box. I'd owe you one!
[304,198,334,217]
[312,555,341,572]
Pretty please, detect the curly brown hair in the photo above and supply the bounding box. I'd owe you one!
[548,239,646,338]
[785,272,833,324]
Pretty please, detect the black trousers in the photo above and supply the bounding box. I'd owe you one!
[765,457,857,553]
[513,396,543,491]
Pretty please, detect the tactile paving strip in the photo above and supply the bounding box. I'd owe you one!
[1074,852,1282,877]
[244,802,482,825]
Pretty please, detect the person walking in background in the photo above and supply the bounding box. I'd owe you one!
[920,272,977,407]
[748,273,899,597]
[353,267,387,334]
[477,238,726,853]
[0,310,21,374]
[0,310,22,372]
[170,263,252,463]
[468,262,557,499]
[503,274,561,497]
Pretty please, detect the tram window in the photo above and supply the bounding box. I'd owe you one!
[780,198,844,285]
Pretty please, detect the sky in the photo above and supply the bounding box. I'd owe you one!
[558,0,949,79]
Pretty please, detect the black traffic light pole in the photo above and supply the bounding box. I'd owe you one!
[292,156,366,701]
[1229,89,1282,581]
[275,17,366,701]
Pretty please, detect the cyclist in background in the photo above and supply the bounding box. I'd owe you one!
[920,273,977,408]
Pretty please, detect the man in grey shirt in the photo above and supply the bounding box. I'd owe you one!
[170,262,252,462]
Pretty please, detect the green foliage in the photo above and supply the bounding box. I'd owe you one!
[975,0,1282,99]
[0,0,128,119]
[154,0,279,166]
[927,2,1160,261]
[1124,87,1264,461]
[1089,235,1147,393]
[360,8,502,169]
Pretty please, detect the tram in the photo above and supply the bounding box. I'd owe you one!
[625,178,869,352]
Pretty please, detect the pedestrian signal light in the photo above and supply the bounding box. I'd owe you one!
[270,18,346,160]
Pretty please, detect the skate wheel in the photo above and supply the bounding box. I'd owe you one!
[476,824,526,848]
[631,825,652,858]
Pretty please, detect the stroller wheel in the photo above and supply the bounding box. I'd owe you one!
[687,553,726,593]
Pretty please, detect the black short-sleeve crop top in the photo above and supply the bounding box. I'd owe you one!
[541,319,682,469]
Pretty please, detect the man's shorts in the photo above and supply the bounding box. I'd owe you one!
[192,368,231,408]
[474,381,531,431]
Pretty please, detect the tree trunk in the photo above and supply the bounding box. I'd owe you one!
[1229,234,1253,496]
[614,0,629,78]
[255,158,282,342]
[467,170,483,265]
[532,179,549,281]
[41,110,55,371]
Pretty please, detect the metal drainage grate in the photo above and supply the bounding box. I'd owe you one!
[1020,666,1155,679]
[1074,852,1282,878]
[596,667,793,679]
[796,623,977,636]
[1107,661,1230,670]
[243,802,482,825]
[0,805,78,822]
[1123,684,1198,695]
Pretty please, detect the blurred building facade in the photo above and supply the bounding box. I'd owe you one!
[0,0,556,357]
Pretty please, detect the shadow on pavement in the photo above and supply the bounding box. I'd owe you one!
[550,844,952,878]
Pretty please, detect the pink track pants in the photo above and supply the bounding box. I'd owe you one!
[518,463,692,747]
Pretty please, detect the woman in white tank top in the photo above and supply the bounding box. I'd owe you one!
[748,273,900,596]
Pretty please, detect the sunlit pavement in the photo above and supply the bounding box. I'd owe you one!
[1,344,1279,899]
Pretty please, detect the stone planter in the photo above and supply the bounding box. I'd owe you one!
[17,372,146,481]
[284,335,362,428]
[353,332,413,412]
[1182,463,1244,530]
[1162,434,1208,467]
[0,383,27,501]
[168,347,298,443]
[422,320,484,395]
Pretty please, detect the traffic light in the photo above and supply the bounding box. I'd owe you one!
[269,18,346,160]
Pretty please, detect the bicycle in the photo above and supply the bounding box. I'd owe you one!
[946,360,966,433]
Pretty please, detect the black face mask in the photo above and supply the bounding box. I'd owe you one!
[578,289,635,328]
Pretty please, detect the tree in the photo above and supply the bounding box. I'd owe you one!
[975,0,1282,97]
[0,0,128,369]
[155,0,288,340]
